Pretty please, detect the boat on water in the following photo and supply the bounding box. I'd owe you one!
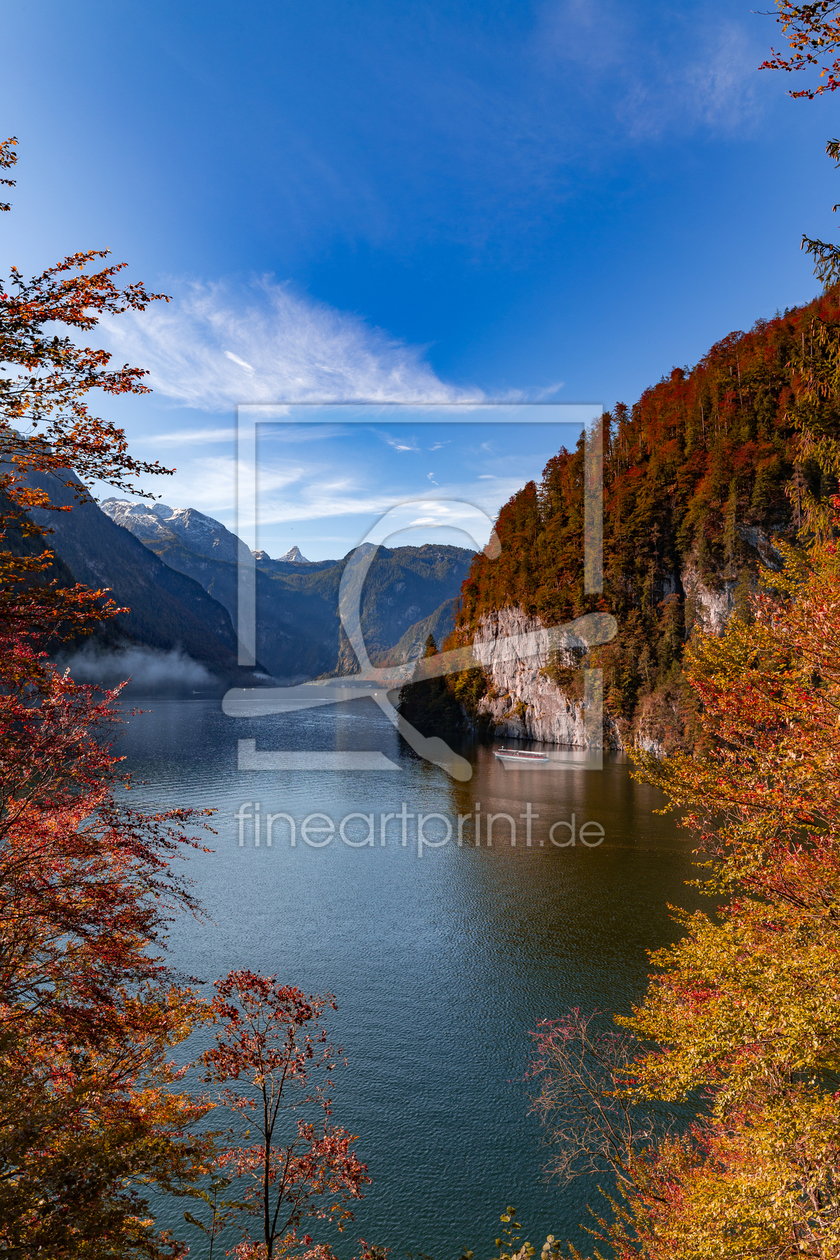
[493,747,549,763]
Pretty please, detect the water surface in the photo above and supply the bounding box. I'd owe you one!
[118,696,698,1255]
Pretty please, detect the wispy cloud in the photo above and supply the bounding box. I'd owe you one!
[533,2,767,143]
[382,433,421,452]
[153,456,307,520]
[135,426,238,445]
[254,475,528,529]
[101,277,478,413]
[224,351,255,372]
[530,381,565,401]
[620,21,763,139]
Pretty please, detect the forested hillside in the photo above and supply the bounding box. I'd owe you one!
[449,287,840,749]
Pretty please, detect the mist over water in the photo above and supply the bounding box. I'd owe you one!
[117,696,699,1256]
[58,645,216,691]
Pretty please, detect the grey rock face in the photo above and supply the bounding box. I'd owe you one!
[471,607,597,748]
[681,561,735,635]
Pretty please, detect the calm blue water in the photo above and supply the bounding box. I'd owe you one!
[117,695,697,1257]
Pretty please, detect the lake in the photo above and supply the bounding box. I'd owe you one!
[117,695,698,1257]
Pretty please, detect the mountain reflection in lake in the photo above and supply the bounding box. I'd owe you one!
[117,696,699,1256]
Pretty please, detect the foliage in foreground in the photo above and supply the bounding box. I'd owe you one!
[197,971,368,1260]
[616,529,840,1257]
[521,524,840,1258]
[0,135,379,1260]
[0,132,220,1258]
[0,635,216,1258]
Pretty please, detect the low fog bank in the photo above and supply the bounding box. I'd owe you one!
[56,645,218,692]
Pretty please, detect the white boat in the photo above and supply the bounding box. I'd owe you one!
[494,747,549,763]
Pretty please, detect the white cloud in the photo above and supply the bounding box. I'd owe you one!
[156,456,307,521]
[101,277,478,412]
[255,476,527,529]
[135,426,238,445]
[382,433,420,452]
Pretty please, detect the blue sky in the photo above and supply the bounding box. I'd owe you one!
[239,406,595,557]
[3,0,839,556]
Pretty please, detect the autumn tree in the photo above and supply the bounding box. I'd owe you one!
[0,139,219,1256]
[0,632,218,1257]
[761,0,840,98]
[526,1009,666,1194]
[0,134,172,652]
[759,1,840,286]
[201,971,368,1260]
[521,522,840,1258]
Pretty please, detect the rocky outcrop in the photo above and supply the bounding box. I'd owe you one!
[469,607,622,749]
[681,527,783,634]
[681,561,736,634]
[277,545,312,563]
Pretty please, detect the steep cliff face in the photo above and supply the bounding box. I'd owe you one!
[469,607,624,748]
[447,293,840,753]
[470,608,591,745]
[465,531,780,753]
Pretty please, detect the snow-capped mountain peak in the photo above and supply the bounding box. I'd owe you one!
[278,545,311,564]
[101,499,250,565]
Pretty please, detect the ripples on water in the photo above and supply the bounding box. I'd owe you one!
[116,696,699,1256]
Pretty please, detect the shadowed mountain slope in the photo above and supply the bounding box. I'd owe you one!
[103,498,475,680]
[24,473,255,681]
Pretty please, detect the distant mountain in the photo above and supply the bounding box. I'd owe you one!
[21,478,257,683]
[108,500,475,680]
[278,545,311,564]
[102,500,249,565]
[371,597,459,667]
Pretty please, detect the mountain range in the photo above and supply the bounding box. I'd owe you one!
[100,498,473,679]
[11,483,473,685]
[0,462,478,687]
